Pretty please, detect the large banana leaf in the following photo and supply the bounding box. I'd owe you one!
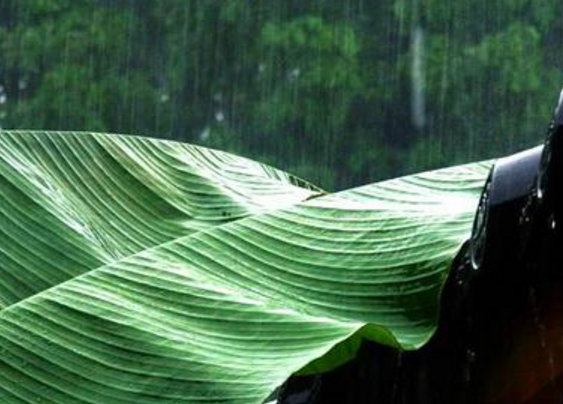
[0,131,319,307]
[0,131,492,404]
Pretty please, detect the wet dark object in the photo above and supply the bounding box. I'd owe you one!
[469,146,543,273]
[277,92,563,404]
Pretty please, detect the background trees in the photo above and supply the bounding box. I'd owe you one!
[0,0,561,189]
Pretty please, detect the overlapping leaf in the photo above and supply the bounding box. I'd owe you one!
[0,131,492,404]
[0,131,319,307]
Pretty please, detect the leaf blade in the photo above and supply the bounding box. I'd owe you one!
[0,130,319,308]
[0,155,492,404]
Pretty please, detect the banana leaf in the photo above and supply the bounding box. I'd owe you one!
[0,131,492,404]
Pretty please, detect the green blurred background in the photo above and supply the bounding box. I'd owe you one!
[0,0,561,190]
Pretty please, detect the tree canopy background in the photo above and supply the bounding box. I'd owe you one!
[0,0,561,190]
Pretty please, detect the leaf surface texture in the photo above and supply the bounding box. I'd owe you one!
[0,131,492,403]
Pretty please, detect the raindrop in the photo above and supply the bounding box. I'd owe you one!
[0,85,5,105]
[411,25,426,130]
[556,87,563,114]
[215,111,225,122]
[199,126,211,142]
[471,181,490,271]
[463,348,477,383]
[159,93,170,103]
[288,68,301,82]
[18,79,27,91]
[549,214,556,230]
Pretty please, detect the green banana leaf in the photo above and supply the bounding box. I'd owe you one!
[0,131,492,404]
[0,131,319,307]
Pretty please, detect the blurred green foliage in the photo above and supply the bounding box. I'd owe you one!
[0,0,561,189]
